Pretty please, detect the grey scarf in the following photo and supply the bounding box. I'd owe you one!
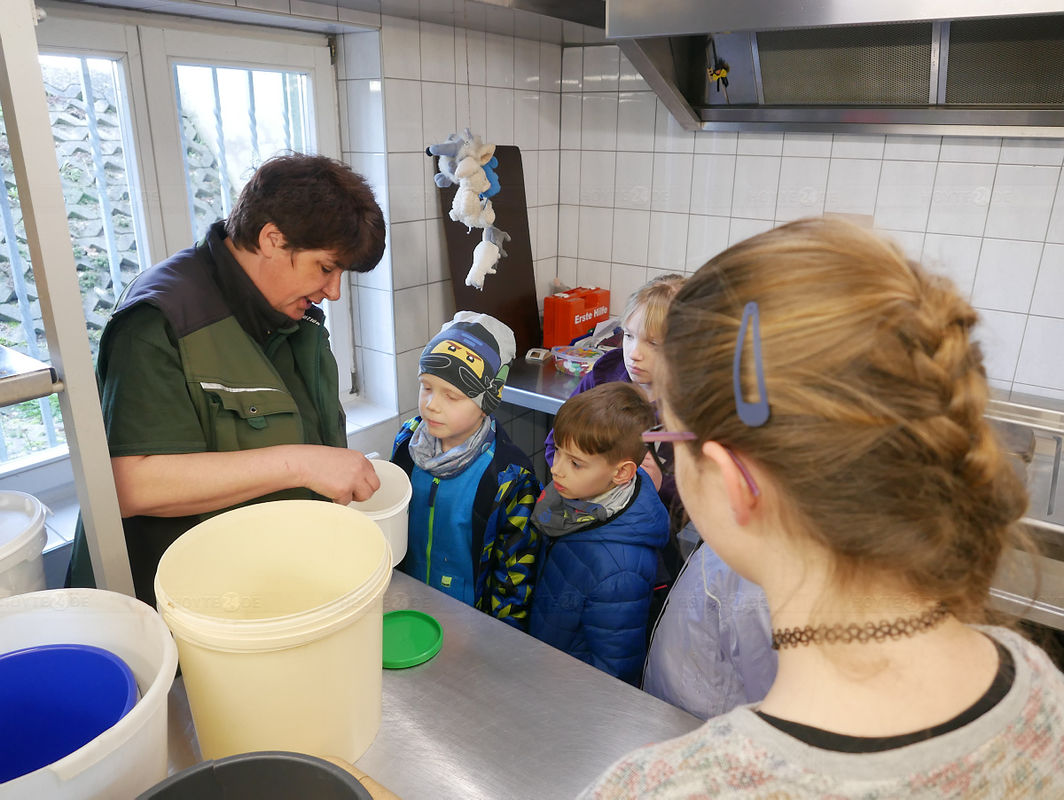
[532,478,637,538]
[408,415,495,478]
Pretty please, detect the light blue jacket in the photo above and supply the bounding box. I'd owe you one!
[642,530,777,719]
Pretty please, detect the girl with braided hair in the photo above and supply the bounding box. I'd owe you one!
[580,217,1064,799]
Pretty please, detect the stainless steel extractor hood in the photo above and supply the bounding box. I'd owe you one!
[605,0,1064,136]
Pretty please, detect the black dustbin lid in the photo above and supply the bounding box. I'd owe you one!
[138,751,373,800]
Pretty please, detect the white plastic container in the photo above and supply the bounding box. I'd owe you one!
[0,588,178,799]
[154,500,392,762]
[0,490,47,599]
[348,459,412,567]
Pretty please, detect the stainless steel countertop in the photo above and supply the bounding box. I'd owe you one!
[501,357,579,415]
[361,572,700,799]
[168,571,701,799]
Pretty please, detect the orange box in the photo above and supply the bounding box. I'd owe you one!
[542,286,611,348]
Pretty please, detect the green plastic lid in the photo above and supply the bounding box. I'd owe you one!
[382,609,443,669]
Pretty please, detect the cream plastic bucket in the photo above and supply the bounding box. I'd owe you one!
[0,491,47,599]
[347,459,412,567]
[154,500,392,762]
[0,589,178,799]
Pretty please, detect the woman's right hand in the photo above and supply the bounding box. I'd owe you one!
[299,446,381,504]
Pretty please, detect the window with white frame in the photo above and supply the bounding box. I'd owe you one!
[173,64,312,241]
[0,7,352,476]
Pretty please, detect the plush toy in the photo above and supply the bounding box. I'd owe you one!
[481,155,501,199]
[427,132,464,189]
[469,240,501,287]
[465,226,512,288]
[425,129,510,290]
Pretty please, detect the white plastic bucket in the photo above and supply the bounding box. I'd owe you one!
[0,589,178,799]
[348,459,412,567]
[0,491,47,599]
[154,500,392,762]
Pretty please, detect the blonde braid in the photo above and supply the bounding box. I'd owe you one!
[888,268,1028,617]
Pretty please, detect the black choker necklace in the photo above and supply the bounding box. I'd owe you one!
[771,603,950,650]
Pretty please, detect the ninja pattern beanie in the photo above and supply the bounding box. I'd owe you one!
[419,311,517,413]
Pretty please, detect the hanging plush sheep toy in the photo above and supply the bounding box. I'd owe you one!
[426,129,511,290]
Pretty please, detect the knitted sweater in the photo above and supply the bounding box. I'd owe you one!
[578,627,1064,799]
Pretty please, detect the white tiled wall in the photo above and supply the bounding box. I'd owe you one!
[560,44,1064,403]
[349,14,562,421]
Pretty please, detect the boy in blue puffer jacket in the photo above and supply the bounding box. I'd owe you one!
[391,311,541,631]
[529,382,669,684]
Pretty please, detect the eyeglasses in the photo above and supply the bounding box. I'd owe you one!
[641,424,761,498]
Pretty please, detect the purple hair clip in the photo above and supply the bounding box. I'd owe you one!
[733,301,770,427]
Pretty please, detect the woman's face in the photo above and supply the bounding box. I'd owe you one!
[622,306,660,391]
[262,247,346,320]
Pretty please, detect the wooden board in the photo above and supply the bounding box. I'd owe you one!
[434,145,542,355]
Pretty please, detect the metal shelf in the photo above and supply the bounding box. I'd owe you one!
[0,344,61,406]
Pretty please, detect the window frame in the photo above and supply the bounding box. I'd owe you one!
[135,23,340,255]
[23,14,166,269]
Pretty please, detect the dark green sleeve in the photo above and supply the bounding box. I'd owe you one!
[97,304,208,457]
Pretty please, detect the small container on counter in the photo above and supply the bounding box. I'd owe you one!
[551,345,608,377]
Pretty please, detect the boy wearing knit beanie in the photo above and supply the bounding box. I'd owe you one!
[390,312,541,630]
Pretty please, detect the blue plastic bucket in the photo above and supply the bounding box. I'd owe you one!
[0,643,138,783]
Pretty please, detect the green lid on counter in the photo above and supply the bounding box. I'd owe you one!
[382,609,443,669]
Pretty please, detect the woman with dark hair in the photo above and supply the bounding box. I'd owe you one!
[68,154,387,604]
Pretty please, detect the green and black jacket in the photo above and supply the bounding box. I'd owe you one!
[69,223,346,604]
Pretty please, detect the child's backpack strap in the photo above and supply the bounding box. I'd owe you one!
[390,419,417,476]
[469,454,501,592]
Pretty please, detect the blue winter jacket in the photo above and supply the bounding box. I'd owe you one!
[529,469,669,685]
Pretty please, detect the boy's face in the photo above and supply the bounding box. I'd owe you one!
[551,440,629,501]
[418,372,487,451]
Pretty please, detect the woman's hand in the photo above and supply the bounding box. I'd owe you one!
[298,447,381,505]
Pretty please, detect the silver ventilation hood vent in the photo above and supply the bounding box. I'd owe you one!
[604,0,1064,136]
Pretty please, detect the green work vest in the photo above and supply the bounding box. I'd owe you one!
[68,233,347,603]
[178,312,345,456]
